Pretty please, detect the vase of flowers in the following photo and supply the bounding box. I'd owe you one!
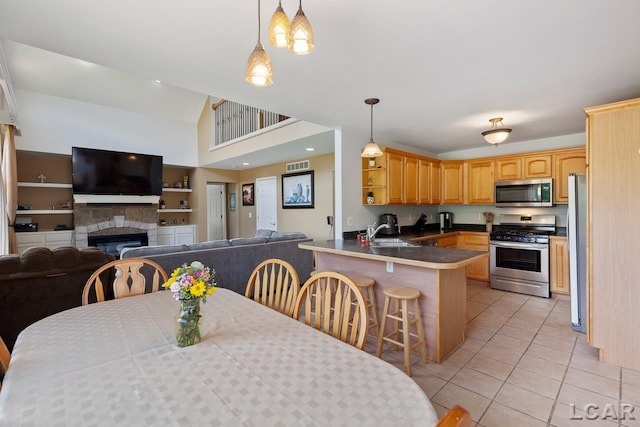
[163,261,217,347]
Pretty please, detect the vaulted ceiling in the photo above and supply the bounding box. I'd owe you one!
[1,0,640,158]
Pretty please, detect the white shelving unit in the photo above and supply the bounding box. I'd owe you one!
[18,182,73,188]
[157,209,193,213]
[162,188,192,193]
[16,210,73,215]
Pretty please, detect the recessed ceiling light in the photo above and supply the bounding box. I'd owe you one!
[305,147,315,151]
[154,79,163,84]
[242,162,250,166]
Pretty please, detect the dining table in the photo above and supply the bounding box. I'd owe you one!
[0,288,438,426]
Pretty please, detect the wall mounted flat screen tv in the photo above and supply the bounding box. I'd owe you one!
[72,147,163,196]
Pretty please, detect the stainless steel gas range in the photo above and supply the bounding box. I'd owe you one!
[489,214,556,298]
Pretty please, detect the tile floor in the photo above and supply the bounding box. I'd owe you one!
[366,280,640,427]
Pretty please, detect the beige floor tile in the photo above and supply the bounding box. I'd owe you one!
[564,367,620,399]
[533,332,577,353]
[465,325,495,342]
[495,382,555,421]
[526,342,572,365]
[570,354,621,381]
[430,401,449,420]
[445,348,476,366]
[507,366,562,399]
[505,316,544,331]
[420,358,463,381]
[451,367,503,399]
[517,354,568,381]
[621,404,640,427]
[557,383,619,409]
[573,341,600,360]
[498,324,537,341]
[410,370,447,399]
[459,336,488,353]
[540,324,579,340]
[467,317,503,333]
[489,333,532,353]
[469,290,505,305]
[622,382,640,407]
[476,341,524,366]
[623,368,640,387]
[551,402,621,427]
[432,382,491,422]
[466,353,515,381]
[480,401,547,427]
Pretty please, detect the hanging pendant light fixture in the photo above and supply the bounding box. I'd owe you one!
[288,0,314,55]
[269,0,290,47]
[482,117,512,145]
[361,98,384,158]
[246,0,273,87]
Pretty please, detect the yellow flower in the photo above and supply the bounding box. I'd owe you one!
[190,280,206,297]
[162,276,176,289]
[206,286,217,296]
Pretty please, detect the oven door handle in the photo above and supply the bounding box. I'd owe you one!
[490,241,548,250]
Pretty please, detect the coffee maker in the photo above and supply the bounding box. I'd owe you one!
[439,212,454,232]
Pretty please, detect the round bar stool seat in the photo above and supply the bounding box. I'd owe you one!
[348,276,379,341]
[376,285,428,376]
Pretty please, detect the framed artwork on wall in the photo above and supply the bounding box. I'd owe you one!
[242,183,255,206]
[282,171,314,209]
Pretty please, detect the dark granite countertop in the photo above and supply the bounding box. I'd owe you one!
[299,239,488,270]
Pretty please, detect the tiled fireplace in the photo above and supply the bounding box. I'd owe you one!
[73,203,158,251]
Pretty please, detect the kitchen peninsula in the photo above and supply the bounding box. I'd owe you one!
[299,240,488,362]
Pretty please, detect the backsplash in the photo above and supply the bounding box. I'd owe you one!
[440,204,569,227]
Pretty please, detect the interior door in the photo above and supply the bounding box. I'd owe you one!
[206,183,226,241]
[256,176,277,231]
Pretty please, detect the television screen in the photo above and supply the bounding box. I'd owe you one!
[72,147,163,196]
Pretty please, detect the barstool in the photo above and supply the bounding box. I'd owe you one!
[348,276,379,340]
[376,286,428,376]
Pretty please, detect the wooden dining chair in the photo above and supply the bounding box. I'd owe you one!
[245,258,300,317]
[0,336,10,391]
[82,258,168,305]
[436,405,472,427]
[293,271,369,350]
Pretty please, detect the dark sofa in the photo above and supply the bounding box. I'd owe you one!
[121,230,314,295]
[0,246,115,351]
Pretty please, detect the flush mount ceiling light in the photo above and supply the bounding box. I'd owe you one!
[482,117,512,145]
[361,98,384,158]
[288,0,314,55]
[246,0,273,87]
[269,0,290,47]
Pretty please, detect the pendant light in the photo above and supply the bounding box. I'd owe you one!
[361,98,384,158]
[482,117,512,145]
[288,0,314,55]
[269,0,290,48]
[246,0,273,87]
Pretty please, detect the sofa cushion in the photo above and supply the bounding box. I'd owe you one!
[267,232,308,242]
[188,240,231,251]
[121,244,189,258]
[229,237,268,246]
[255,229,275,238]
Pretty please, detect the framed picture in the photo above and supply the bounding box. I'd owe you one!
[242,183,255,206]
[282,170,314,209]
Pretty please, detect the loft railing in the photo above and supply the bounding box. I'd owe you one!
[212,100,289,146]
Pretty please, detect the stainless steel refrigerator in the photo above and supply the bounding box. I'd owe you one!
[568,173,587,333]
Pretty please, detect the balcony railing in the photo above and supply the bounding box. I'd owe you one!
[212,100,289,146]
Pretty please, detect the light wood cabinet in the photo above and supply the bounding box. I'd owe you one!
[495,157,522,181]
[430,162,442,204]
[404,155,419,204]
[435,234,459,248]
[523,154,552,178]
[386,151,404,204]
[458,232,489,281]
[549,236,570,295]
[465,160,494,204]
[585,97,640,370]
[441,161,464,204]
[418,158,441,204]
[553,148,587,203]
[361,155,388,205]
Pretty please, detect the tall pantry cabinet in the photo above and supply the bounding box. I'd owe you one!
[585,97,640,370]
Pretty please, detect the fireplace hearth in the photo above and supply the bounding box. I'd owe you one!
[88,233,149,258]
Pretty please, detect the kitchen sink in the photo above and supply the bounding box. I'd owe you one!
[370,238,418,248]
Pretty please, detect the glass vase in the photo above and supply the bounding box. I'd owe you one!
[175,297,202,347]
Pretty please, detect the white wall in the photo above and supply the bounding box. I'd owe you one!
[14,89,198,166]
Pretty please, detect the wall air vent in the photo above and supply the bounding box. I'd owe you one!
[285,160,310,172]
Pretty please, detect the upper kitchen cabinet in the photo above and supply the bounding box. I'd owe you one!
[522,154,552,178]
[585,97,640,370]
[552,148,586,203]
[465,160,494,204]
[441,161,464,204]
[418,158,441,204]
[361,155,388,205]
[403,155,419,204]
[495,157,522,181]
[386,150,404,204]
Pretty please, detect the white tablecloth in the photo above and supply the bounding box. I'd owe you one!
[0,289,437,426]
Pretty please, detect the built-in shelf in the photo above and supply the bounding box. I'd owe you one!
[16,210,73,215]
[158,209,193,213]
[18,182,72,188]
[162,188,192,193]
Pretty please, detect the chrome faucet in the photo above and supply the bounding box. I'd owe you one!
[367,223,390,241]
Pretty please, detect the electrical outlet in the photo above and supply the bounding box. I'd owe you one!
[477,213,482,220]
[386,261,394,273]
[347,216,354,226]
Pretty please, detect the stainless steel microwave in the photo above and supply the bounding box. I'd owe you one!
[495,179,553,207]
